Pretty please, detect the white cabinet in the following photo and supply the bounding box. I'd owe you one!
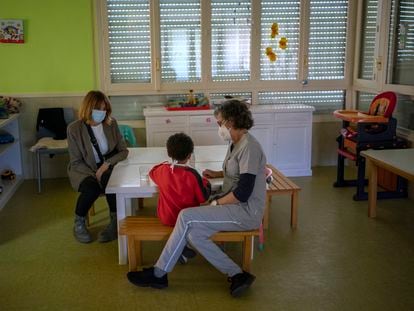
[145,115,187,147]
[272,112,313,176]
[250,113,274,164]
[144,105,314,176]
[189,115,225,146]
[0,114,23,210]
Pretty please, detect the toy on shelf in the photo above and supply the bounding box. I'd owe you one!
[165,91,210,111]
[333,91,408,201]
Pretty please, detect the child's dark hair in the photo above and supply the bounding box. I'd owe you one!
[167,133,194,161]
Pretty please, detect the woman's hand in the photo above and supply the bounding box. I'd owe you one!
[202,169,223,179]
[96,162,110,182]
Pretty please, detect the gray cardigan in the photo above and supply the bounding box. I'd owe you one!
[67,119,129,191]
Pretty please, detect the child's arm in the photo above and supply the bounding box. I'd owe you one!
[194,176,211,204]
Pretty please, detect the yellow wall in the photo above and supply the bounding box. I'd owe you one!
[0,0,96,94]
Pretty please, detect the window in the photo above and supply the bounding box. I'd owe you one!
[357,91,414,131]
[358,0,378,80]
[258,90,345,113]
[354,0,414,132]
[260,0,300,80]
[386,0,414,86]
[106,0,151,83]
[160,0,201,83]
[211,0,251,81]
[308,0,348,80]
[99,0,352,113]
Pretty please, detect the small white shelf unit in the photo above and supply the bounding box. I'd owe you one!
[0,114,23,210]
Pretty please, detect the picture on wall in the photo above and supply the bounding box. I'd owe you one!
[0,19,24,44]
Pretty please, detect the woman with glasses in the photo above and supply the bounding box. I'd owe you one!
[127,99,266,297]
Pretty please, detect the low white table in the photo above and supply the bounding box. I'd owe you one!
[361,148,414,218]
[106,145,227,264]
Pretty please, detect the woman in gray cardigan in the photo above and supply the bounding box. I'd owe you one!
[67,91,128,243]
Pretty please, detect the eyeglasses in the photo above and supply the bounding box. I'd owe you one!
[217,120,226,127]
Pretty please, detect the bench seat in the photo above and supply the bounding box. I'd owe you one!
[264,164,301,229]
[119,216,259,272]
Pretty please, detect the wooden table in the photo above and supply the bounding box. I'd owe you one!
[106,145,227,264]
[361,148,414,218]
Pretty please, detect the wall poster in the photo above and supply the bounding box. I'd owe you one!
[0,19,24,43]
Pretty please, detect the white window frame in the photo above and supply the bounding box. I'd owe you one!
[353,0,414,107]
[96,0,356,110]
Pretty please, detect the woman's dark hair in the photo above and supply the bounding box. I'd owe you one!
[167,133,194,161]
[215,100,254,130]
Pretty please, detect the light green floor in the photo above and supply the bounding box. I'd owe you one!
[1,167,414,311]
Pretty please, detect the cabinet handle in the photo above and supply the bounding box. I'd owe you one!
[165,119,171,124]
[206,117,211,123]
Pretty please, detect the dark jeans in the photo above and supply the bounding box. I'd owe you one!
[75,168,116,217]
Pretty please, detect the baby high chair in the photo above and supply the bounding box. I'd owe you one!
[333,91,408,201]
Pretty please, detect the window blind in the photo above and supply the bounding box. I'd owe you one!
[260,0,300,80]
[258,90,345,113]
[308,0,348,80]
[387,0,414,85]
[160,0,201,83]
[106,0,151,83]
[211,0,251,81]
[358,0,378,80]
[356,91,376,111]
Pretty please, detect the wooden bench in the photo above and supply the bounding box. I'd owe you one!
[119,216,259,272]
[264,164,301,229]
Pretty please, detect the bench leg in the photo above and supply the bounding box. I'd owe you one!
[127,238,137,271]
[242,236,253,272]
[263,194,271,230]
[138,198,144,210]
[291,191,298,229]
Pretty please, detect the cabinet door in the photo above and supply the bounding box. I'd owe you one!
[149,128,188,147]
[146,116,188,147]
[250,125,273,164]
[190,127,225,146]
[273,124,311,175]
[189,115,225,146]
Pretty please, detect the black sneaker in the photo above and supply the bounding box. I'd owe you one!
[178,246,197,264]
[127,267,168,289]
[228,271,256,297]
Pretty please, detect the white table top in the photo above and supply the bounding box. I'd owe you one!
[361,148,414,180]
[106,145,228,194]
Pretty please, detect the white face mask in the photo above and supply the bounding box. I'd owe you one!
[218,124,232,141]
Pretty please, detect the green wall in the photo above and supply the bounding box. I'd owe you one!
[0,0,96,94]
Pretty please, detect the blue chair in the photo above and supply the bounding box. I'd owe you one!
[118,124,137,147]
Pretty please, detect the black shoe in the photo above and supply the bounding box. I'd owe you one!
[178,246,197,264]
[127,267,168,289]
[228,271,256,297]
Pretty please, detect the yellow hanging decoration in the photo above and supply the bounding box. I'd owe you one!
[279,37,288,50]
[271,23,279,38]
[265,22,287,63]
[265,47,277,62]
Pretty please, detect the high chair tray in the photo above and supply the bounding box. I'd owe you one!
[333,110,389,123]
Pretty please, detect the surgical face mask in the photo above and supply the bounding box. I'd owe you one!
[218,124,232,141]
[92,109,106,124]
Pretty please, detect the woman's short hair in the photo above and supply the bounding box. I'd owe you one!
[215,100,254,130]
[167,133,194,161]
[78,90,112,125]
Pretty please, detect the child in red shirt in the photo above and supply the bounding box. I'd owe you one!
[149,133,211,262]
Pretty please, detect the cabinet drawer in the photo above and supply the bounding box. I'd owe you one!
[253,113,274,124]
[189,115,216,127]
[146,116,187,126]
[275,112,311,122]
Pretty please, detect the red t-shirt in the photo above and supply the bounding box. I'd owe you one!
[149,162,211,226]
